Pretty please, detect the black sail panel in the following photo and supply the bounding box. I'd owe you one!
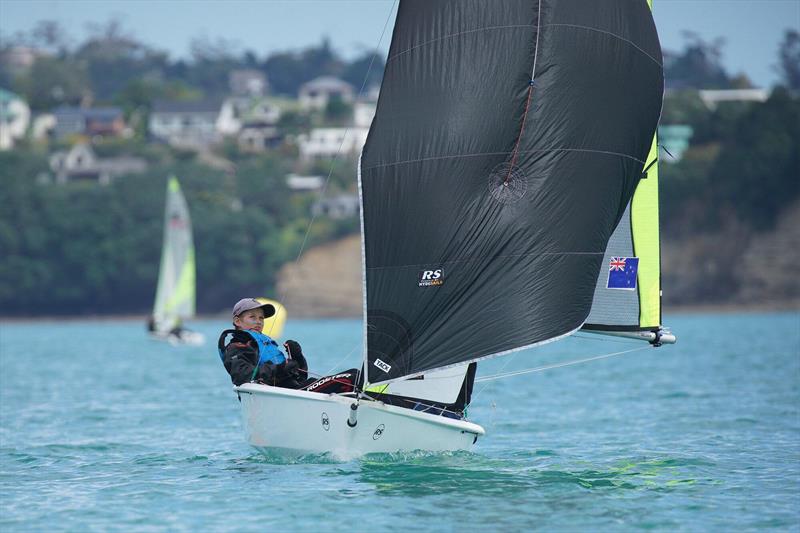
[360,0,663,384]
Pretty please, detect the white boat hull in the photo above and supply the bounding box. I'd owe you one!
[235,383,485,459]
[149,331,206,346]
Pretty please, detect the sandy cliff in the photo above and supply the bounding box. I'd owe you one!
[278,204,800,317]
[276,235,363,317]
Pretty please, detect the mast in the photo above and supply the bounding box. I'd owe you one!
[359,0,665,386]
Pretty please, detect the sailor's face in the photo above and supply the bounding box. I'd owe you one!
[235,308,265,332]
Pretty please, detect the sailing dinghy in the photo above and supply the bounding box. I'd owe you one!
[150,176,205,346]
[234,0,674,458]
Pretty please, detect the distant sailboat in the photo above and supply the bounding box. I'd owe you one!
[149,176,205,346]
[232,0,673,458]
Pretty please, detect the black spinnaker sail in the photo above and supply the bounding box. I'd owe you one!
[359,0,664,385]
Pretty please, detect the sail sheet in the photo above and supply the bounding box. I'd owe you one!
[360,0,664,384]
[153,176,196,332]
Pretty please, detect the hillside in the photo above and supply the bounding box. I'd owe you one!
[276,209,800,318]
[276,235,362,317]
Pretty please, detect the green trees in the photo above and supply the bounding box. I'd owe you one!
[777,30,800,90]
[0,149,339,316]
[708,88,800,230]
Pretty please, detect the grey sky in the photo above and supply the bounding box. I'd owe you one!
[1,0,798,88]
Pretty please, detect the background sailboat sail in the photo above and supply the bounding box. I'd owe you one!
[359,0,664,385]
[153,176,196,333]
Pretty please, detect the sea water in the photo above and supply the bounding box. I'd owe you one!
[1,312,798,531]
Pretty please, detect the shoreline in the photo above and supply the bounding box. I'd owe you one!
[1,303,797,323]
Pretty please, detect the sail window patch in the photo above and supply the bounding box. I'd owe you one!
[488,162,528,204]
[418,268,444,287]
[607,257,639,290]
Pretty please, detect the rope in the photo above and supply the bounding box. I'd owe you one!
[323,341,362,376]
[267,0,398,336]
[474,345,650,384]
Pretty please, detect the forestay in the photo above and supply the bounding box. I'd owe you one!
[359,0,664,386]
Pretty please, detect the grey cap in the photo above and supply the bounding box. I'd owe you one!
[232,298,276,319]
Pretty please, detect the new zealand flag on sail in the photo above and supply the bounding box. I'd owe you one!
[607,257,639,290]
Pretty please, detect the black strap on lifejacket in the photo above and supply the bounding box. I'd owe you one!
[217,329,246,362]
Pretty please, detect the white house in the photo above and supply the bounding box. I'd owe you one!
[286,174,325,192]
[298,76,355,111]
[311,194,360,219]
[698,89,770,110]
[49,143,147,185]
[353,100,376,128]
[217,96,282,136]
[238,124,281,153]
[149,99,222,148]
[296,127,369,162]
[229,69,269,96]
[0,89,31,150]
[31,114,56,141]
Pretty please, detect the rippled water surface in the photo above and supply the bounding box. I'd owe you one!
[1,312,798,531]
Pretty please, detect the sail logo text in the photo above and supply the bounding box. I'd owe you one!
[418,269,444,287]
[374,359,392,373]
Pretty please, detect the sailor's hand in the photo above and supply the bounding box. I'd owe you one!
[284,340,302,359]
[285,359,300,376]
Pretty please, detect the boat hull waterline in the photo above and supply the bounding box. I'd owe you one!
[149,331,206,346]
[235,383,485,459]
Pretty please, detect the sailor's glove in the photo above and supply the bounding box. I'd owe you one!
[284,359,303,378]
[255,362,275,384]
[284,340,303,358]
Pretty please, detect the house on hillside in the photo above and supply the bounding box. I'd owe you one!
[52,106,127,139]
[311,194,359,219]
[238,124,282,152]
[658,125,694,163]
[149,99,221,148]
[229,69,269,96]
[353,100,376,128]
[217,96,282,136]
[298,76,355,111]
[0,89,31,150]
[49,143,147,185]
[0,46,47,75]
[698,89,770,110]
[31,113,56,141]
[286,174,325,192]
[296,127,369,162]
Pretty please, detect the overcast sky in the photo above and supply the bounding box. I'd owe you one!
[1,0,798,88]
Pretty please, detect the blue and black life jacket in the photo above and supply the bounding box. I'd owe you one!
[217,329,285,366]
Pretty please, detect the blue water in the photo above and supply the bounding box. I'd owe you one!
[1,312,798,531]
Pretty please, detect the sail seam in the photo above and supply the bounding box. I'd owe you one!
[542,23,663,67]
[365,251,605,272]
[386,24,534,62]
[362,147,647,171]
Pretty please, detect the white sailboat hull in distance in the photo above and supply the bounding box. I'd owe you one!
[235,383,485,459]
[149,330,206,346]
